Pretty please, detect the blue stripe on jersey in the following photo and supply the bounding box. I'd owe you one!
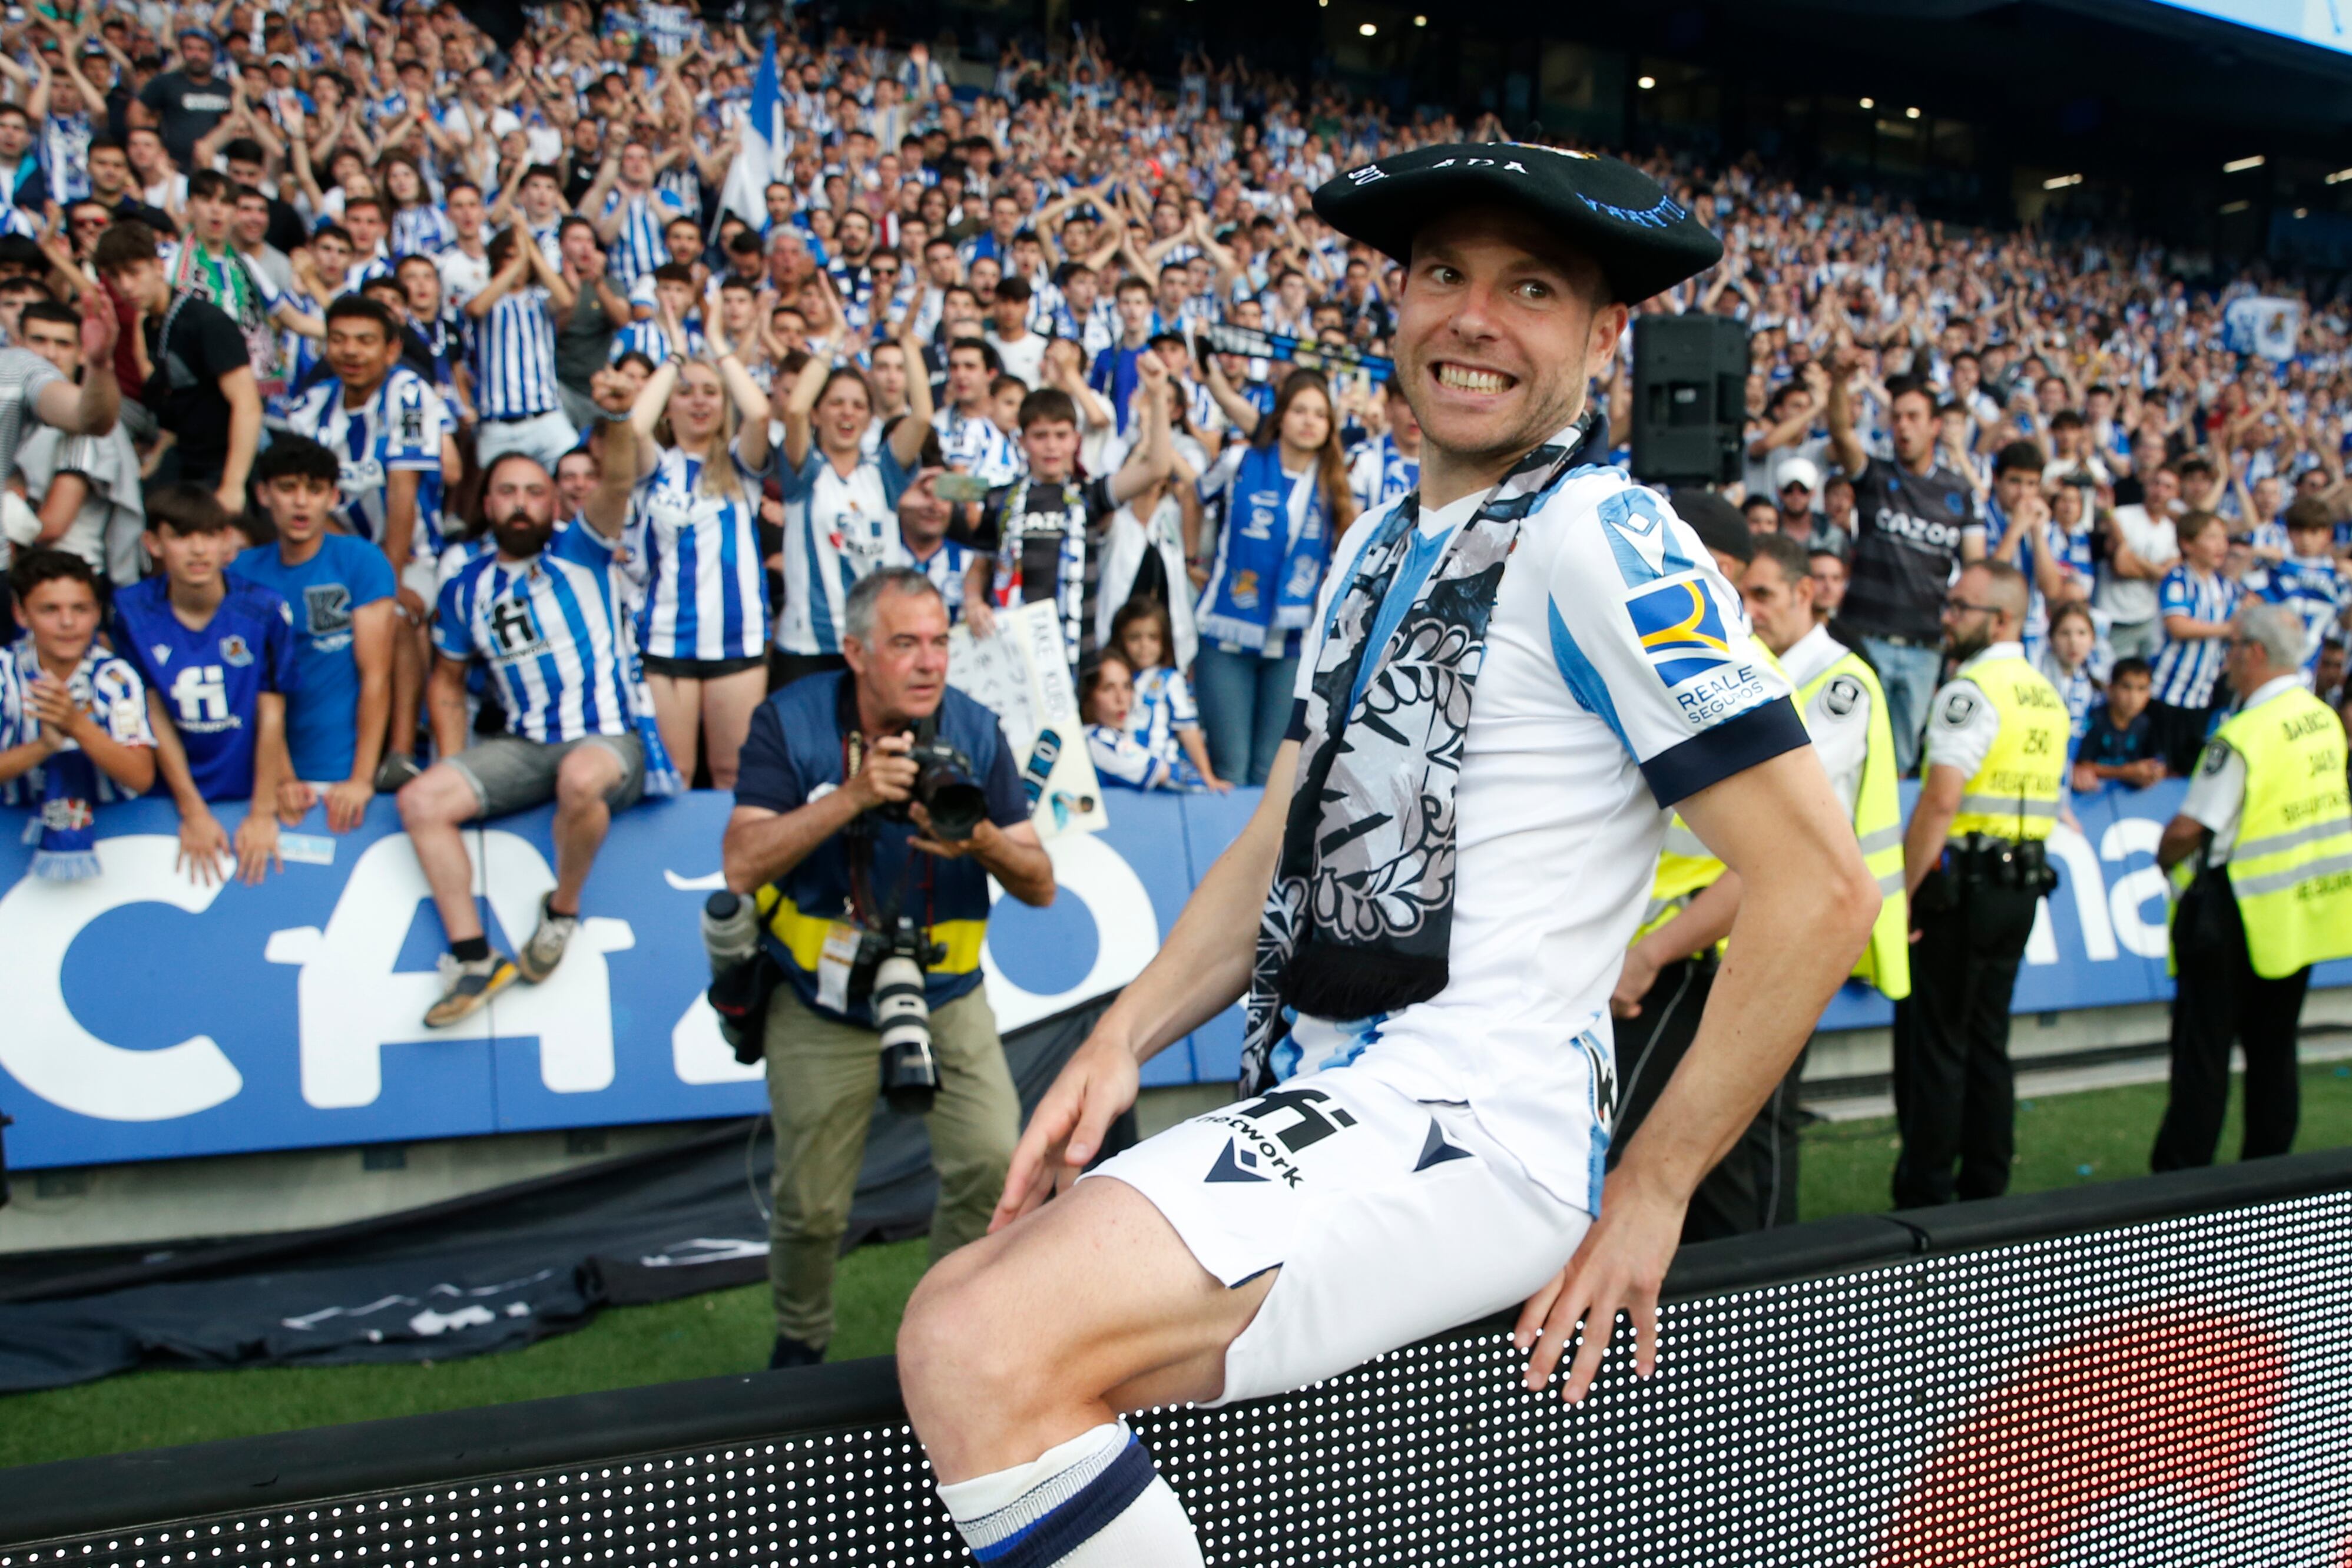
[475,291,558,419]
[542,563,604,735]
[671,480,703,655]
[717,490,744,655]
[803,516,838,654]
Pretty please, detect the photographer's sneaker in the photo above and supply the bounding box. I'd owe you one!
[425,952,517,1027]
[517,895,579,983]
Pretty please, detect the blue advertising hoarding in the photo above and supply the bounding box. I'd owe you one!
[1,782,2339,1170]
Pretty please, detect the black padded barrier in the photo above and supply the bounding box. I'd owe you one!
[5,1147,2351,1564]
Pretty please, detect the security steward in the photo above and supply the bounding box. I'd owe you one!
[2151,602,2352,1171]
[1894,559,2065,1208]
[1609,495,1773,1239]
[721,567,1055,1370]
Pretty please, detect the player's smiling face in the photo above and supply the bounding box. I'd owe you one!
[1395,205,1626,469]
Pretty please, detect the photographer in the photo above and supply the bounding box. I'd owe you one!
[722,566,1054,1371]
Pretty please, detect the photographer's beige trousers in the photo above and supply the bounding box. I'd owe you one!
[761,986,1021,1349]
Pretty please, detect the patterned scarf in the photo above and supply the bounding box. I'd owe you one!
[1239,414,1603,1092]
[989,476,1093,669]
[13,641,102,881]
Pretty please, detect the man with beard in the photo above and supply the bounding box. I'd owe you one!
[395,373,646,1028]
[892,147,1882,1567]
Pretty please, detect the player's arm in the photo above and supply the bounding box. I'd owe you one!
[993,740,1300,1228]
[1519,746,1880,1404]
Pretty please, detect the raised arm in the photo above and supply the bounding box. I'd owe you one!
[581,366,642,539]
[1201,352,1259,437]
[887,314,936,470]
[1108,353,1172,504]
[1823,334,1870,478]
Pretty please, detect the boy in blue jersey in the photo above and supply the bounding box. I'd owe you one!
[286,293,449,790]
[236,435,397,832]
[111,485,299,885]
[397,378,645,1028]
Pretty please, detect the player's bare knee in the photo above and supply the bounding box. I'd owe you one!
[899,1245,1055,1417]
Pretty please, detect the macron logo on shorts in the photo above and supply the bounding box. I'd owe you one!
[1414,1120,1474,1171]
[1205,1141,1271,1183]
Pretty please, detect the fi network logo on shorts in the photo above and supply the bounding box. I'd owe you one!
[1625,576,1735,687]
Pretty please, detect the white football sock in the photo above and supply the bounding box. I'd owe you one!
[936,1420,1204,1567]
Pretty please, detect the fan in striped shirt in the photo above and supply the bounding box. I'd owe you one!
[2148,510,2244,775]
[465,225,581,475]
[589,141,693,290]
[614,304,774,790]
[406,393,653,1029]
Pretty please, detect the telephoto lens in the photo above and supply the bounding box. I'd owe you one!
[701,890,766,1058]
[873,953,940,1113]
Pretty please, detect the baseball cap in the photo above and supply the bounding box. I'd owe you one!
[1778,457,1821,494]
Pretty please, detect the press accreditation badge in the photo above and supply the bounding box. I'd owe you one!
[816,921,862,1014]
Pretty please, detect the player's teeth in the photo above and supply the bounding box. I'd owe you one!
[1440,366,1506,392]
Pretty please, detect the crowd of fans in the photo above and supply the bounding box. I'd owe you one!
[0,2,2347,911]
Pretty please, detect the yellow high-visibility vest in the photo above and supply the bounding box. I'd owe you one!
[1797,650,1910,1001]
[1944,656,2067,843]
[2209,688,2352,978]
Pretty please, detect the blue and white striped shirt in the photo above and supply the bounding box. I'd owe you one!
[608,317,707,365]
[390,203,457,258]
[472,287,562,420]
[602,188,688,288]
[629,442,771,663]
[0,637,153,807]
[286,366,452,556]
[932,406,1025,485]
[2248,552,2348,669]
[434,525,634,744]
[2150,565,2241,708]
[891,532,975,626]
[775,444,914,656]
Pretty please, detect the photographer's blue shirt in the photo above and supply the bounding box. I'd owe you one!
[733,672,1030,1026]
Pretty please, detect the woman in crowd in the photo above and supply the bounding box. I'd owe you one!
[383,155,456,257]
[774,311,935,687]
[2039,600,2103,748]
[1193,364,1355,785]
[618,304,773,790]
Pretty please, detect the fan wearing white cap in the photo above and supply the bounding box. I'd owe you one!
[1774,455,1823,535]
[893,145,1882,1568]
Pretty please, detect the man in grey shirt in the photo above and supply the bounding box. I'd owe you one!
[554,217,627,429]
[13,300,145,584]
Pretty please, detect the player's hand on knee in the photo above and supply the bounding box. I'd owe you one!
[1512,1175,1680,1404]
[992,1031,1139,1232]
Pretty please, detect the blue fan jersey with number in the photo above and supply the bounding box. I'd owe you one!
[111,576,302,803]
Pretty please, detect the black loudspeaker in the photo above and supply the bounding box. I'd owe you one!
[1630,314,1751,486]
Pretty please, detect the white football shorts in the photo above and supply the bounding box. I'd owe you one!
[1084,1065,1594,1406]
